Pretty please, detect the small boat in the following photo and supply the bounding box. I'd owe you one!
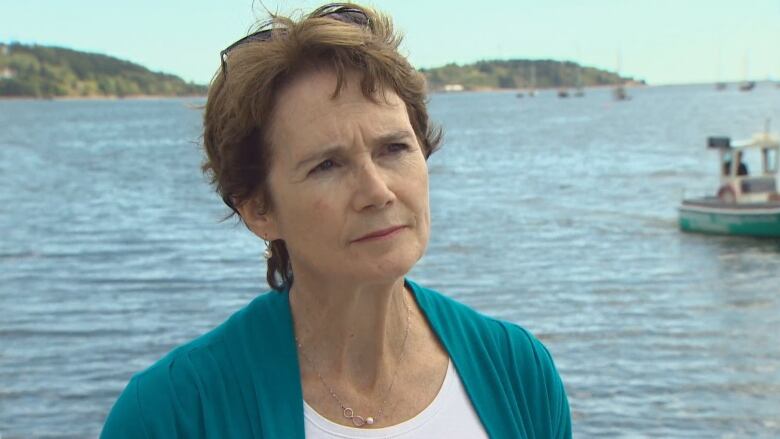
[613,51,629,101]
[528,65,537,97]
[574,64,585,97]
[678,129,780,237]
[557,89,569,98]
[738,53,755,92]
[613,85,629,101]
[739,81,756,92]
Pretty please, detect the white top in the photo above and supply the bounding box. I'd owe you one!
[303,360,489,439]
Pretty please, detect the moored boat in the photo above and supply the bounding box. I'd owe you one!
[613,84,629,101]
[739,81,756,92]
[679,130,780,237]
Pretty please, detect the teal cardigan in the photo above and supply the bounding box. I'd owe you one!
[102,280,571,438]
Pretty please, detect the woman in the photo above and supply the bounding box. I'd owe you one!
[102,3,571,438]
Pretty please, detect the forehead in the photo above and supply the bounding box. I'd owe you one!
[267,69,411,153]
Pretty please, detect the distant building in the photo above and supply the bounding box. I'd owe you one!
[443,84,465,92]
[1,68,15,79]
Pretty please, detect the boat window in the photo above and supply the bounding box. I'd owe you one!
[741,177,777,193]
[764,148,778,173]
[740,149,762,176]
[722,151,733,176]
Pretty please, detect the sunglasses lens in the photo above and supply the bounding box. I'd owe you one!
[328,10,369,26]
[221,6,370,76]
[244,29,274,43]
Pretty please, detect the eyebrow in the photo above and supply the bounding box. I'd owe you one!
[293,130,415,172]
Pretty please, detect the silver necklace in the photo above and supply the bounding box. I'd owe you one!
[295,291,412,428]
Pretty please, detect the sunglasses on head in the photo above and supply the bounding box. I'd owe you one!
[219,3,370,77]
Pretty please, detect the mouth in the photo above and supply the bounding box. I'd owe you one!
[352,225,407,243]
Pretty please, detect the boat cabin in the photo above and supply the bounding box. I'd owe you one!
[708,133,780,203]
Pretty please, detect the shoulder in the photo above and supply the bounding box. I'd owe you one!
[101,290,287,438]
[408,279,572,438]
[100,336,213,437]
[409,279,545,357]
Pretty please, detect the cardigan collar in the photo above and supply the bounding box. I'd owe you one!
[247,278,498,438]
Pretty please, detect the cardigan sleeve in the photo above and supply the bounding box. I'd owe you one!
[101,377,151,439]
[501,321,572,439]
[542,343,572,439]
[527,330,572,439]
[101,352,206,439]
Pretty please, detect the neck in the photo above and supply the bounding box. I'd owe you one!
[289,275,410,392]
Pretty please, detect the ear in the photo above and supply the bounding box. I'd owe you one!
[235,197,281,241]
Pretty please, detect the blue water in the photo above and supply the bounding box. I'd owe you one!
[1,84,779,438]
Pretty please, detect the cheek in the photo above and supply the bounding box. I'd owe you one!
[304,196,341,237]
[420,192,431,236]
[414,159,430,207]
[313,198,329,213]
[407,159,430,227]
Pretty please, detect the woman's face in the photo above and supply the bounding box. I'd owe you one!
[256,68,430,285]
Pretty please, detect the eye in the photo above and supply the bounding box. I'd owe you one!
[386,143,410,154]
[310,159,337,175]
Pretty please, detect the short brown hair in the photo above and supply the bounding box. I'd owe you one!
[201,3,442,291]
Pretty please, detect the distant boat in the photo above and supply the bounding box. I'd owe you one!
[574,63,585,97]
[613,85,629,101]
[678,127,780,237]
[527,64,537,97]
[738,53,754,92]
[557,89,569,98]
[613,50,629,101]
[714,47,726,91]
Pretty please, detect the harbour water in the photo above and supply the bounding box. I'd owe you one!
[1,84,779,438]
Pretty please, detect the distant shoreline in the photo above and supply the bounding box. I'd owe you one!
[1,85,635,100]
[0,94,207,101]
[2,80,777,100]
[429,80,780,93]
[430,82,645,93]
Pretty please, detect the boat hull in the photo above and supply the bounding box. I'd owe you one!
[678,198,780,237]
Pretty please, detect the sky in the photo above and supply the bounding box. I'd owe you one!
[1,0,778,86]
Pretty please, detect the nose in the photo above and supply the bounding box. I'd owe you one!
[351,158,395,211]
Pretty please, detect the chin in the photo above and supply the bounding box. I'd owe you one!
[347,246,422,282]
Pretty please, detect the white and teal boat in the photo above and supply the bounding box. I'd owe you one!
[679,130,780,237]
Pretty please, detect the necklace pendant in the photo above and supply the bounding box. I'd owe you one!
[352,415,366,427]
[366,416,374,425]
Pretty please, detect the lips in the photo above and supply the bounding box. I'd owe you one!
[352,225,406,242]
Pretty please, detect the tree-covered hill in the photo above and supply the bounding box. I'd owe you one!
[0,43,206,98]
[420,59,644,91]
[0,43,642,98]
